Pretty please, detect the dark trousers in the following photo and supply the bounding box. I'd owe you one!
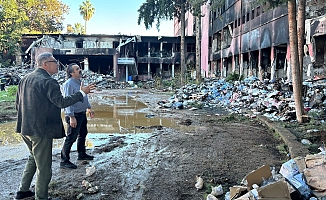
[61,112,88,162]
[20,135,52,200]
[0,84,4,91]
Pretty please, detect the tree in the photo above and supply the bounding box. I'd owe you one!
[0,0,28,64]
[138,0,187,85]
[188,0,212,83]
[288,0,304,122]
[72,23,85,34]
[0,0,69,63]
[257,0,304,122]
[19,0,69,33]
[79,0,95,34]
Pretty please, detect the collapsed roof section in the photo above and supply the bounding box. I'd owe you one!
[19,34,196,82]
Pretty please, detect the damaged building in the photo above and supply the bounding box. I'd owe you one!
[19,34,196,82]
[16,1,326,82]
[177,0,326,81]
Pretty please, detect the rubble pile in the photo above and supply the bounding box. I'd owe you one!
[2,65,326,122]
[160,77,326,122]
[0,66,134,89]
[0,65,30,86]
[54,70,133,89]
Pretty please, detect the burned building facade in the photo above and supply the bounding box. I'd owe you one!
[19,34,196,82]
[208,0,326,81]
[176,0,326,81]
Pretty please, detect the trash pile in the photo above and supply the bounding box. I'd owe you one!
[197,146,326,200]
[158,77,326,122]
[3,64,326,122]
[0,66,135,89]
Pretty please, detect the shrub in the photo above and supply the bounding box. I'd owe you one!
[7,85,18,97]
[225,72,244,82]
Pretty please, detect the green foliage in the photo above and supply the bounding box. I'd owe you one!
[0,0,69,60]
[188,101,204,109]
[225,72,243,82]
[0,0,28,60]
[79,0,95,33]
[6,85,17,97]
[72,23,86,34]
[137,0,175,31]
[276,143,288,155]
[20,0,69,33]
[0,89,16,101]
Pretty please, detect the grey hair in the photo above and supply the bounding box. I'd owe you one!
[66,63,78,78]
[37,52,53,67]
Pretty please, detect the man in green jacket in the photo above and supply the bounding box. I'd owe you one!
[14,52,96,200]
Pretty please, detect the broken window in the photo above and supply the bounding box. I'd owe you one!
[150,43,160,57]
[213,32,221,52]
[209,36,212,48]
[137,43,148,57]
[162,43,172,57]
[223,28,231,48]
[187,43,195,52]
[256,6,261,17]
[174,43,180,52]
[76,41,83,48]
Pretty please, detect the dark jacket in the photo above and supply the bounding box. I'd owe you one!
[15,68,83,139]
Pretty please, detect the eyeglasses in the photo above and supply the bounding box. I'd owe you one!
[45,60,59,64]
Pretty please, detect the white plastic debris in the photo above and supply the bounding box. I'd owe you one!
[206,194,218,200]
[301,139,312,145]
[195,176,204,190]
[210,184,223,196]
[86,165,96,176]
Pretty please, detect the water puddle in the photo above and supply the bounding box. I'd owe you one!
[0,94,177,149]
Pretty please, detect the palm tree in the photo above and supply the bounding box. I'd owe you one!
[73,23,85,34]
[79,0,95,34]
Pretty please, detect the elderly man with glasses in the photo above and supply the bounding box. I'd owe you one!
[14,52,96,200]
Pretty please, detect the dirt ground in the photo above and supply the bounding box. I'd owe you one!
[0,89,291,200]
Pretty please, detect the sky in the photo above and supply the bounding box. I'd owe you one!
[61,0,175,36]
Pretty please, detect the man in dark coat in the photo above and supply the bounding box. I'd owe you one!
[14,52,96,200]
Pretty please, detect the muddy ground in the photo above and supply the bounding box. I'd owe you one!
[0,88,298,200]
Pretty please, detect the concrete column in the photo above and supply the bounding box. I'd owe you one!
[240,53,243,77]
[160,42,163,77]
[148,42,151,78]
[126,65,128,82]
[258,49,263,81]
[113,53,118,78]
[84,58,89,71]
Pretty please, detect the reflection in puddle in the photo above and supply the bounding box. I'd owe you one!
[0,94,177,148]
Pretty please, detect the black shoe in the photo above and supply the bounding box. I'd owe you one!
[60,161,77,169]
[14,190,35,200]
[78,153,94,160]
